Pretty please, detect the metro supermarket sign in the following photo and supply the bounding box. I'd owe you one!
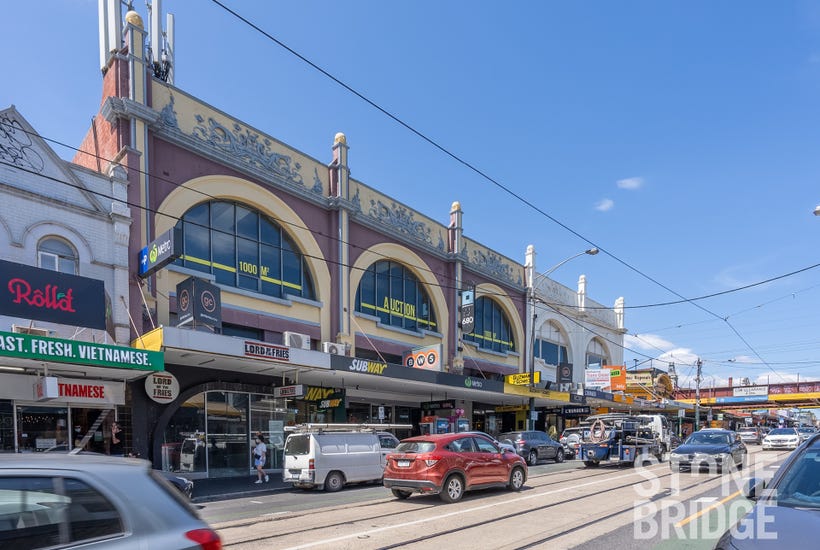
[0,330,163,371]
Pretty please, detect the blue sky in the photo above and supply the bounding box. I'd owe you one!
[5,1,820,393]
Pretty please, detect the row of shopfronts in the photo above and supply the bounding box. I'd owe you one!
[0,320,663,478]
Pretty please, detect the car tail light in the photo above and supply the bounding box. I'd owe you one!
[517,440,526,447]
[309,458,314,470]
[185,528,222,550]
[424,455,441,467]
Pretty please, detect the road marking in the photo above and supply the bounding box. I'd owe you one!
[250,500,264,504]
[674,489,742,528]
[263,511,291,516]
[282,466,668,550]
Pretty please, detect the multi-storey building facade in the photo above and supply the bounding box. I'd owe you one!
[0,3,627,481]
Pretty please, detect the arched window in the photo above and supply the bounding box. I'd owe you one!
[535,321,568,365]
[355,260,437,332]
[463,297,515,353]
[586,338,609,367]
[38,237,77,274]
[174,201,315,300]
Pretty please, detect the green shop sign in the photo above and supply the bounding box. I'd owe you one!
[0,330,163,371]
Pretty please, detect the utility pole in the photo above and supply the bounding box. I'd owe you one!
[695,358,702,431]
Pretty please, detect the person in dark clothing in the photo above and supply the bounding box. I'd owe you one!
[110,421,124,456]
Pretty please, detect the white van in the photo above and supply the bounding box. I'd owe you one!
[282,424,405,492]
[636,414,672,452]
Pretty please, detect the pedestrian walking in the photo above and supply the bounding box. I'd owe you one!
[253,434,269,484]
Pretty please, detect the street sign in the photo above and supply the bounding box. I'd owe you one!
[460,288,475,334]
[138,228,181,278]
[505,372,541,386]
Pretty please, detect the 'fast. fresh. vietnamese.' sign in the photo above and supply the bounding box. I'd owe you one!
[0,330,163,371]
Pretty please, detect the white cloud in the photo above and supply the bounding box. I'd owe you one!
[617,177,644,190]
[595,198,614,212]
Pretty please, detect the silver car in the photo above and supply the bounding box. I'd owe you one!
[0,454,220,549]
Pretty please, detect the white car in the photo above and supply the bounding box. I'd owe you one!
[762,427,800,450]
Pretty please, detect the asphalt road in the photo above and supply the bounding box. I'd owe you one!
[198,447,790,549]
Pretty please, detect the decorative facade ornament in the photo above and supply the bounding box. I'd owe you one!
[191,115,304,186]
[350,188,362,212]
[0,113,44,172]
[311,168,323,194]
[159,95,179,129]
[468,248,523,286]
[367,200,432,245]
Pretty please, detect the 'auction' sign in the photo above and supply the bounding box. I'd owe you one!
[0,259,106,329]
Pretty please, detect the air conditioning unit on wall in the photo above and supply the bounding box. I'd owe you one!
[322,341,345,355]
[12,324,49,337]
[283,331,311,350]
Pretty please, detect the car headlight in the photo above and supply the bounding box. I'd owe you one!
[670,452,682,459]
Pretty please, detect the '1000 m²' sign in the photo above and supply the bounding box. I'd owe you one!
[0,331,163,371]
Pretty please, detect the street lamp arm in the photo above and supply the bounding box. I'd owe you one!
[526,246,599,431]
[532,248,599,287]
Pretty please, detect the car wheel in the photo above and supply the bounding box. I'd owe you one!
[508,467,525,491]
[528,450,538,466]
[391,489,412,500]
[555,449,564,463]
[440,474,464,503]
[324,471,345,493]
[584,460,599,468]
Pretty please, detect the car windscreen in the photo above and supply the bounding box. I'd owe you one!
[771,448,820,509]
[283,434,311,455]
[687,433,730,445]
[768,428,797,436]
[395,441,435,453]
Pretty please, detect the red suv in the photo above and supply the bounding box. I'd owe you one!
[383,432,528,503]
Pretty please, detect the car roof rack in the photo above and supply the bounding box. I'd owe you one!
[284,423,413,434]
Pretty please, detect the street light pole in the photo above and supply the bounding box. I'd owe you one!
[527,247,599,430]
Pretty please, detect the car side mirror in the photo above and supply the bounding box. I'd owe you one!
[743,477,766,500]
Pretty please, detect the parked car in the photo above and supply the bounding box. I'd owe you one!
[0,453,221,549]
[668,429,747,473]
[737,427,763,445]
[282,427,401,491]
[715,433,820,549]
[498,430,565,465]
[162,471,195,499]
[559,428,583,459]
[464,431,516,454]
[762,427,801,451]
[383,432,527,503]
[797,426,816,443]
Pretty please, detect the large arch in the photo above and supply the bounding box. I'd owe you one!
[472,282,525,358]
[349,243,449,345]
[535,316,573,363]
[155,175,332,339]
[585,336,613,366]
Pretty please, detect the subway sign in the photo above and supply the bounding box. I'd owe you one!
[0,330,164,371]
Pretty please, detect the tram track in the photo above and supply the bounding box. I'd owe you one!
[216,464,631,546]
[218,450,789,549]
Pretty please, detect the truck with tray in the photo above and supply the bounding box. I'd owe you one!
[579,413,665,467]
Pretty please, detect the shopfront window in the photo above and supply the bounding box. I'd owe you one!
[0,401,13,452]
[206,392,249,478]
[463,297,515,353]
[355,260,437,332]
[16,406,69,452]
[164,395,206,474]
[174,201,316,300]
[164,390,292,477]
